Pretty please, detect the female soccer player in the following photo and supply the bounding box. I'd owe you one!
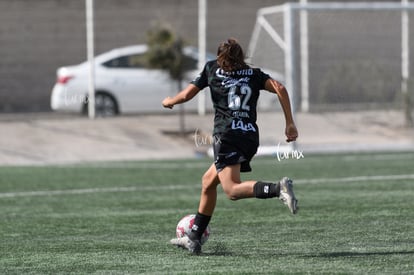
[163,38,298,254]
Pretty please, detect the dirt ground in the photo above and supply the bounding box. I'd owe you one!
[0,110,413,165]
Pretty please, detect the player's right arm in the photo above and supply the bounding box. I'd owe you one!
[162,84,200,109]
[264,78,298,142]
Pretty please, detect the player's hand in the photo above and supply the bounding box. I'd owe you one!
[162,97,174,109]
[285,123,298,142]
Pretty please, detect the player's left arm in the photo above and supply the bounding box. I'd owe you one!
[162,84,201,109]
[264,78,298,142]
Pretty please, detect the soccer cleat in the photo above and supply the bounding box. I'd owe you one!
[279,177,298,214]
[170,235,202,254]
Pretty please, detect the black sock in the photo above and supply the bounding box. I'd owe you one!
[189,212,211,241]
[253,181,280,199]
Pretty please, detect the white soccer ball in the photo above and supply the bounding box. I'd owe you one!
[176,214,210,245]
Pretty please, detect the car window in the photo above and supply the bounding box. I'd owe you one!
[102,54,147,69]
[182,55,198,70]
[102,53,198,70]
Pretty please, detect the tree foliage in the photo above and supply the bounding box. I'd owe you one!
[145,23,192,134]
[146,24,186,81]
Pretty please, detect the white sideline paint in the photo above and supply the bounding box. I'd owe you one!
[0,185,189,199]
[294,174,414,184]
[1,174,413,199]
[73,153,414,169]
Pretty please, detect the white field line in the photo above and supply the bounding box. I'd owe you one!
[0,174,413,199]
[73,153,414,169]
[294,174,414,184]
[0,185,189,199]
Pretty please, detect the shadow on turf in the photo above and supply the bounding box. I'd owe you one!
[202,247,414,258]
[203,242,234,256]
[305,250,414,258]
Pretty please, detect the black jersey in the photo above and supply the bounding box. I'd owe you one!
[191,60,270,140]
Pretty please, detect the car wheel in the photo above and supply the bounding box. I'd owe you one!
[82,92,119,117]
[93,92,118,117]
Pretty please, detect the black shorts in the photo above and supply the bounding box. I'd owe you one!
[213,134,259,173]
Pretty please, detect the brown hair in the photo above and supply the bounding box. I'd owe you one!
[217,38,248,72]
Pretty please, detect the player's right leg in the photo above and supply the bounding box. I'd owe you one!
[278,177,298,214]
[218,165,298,214]
[217,164,257,200]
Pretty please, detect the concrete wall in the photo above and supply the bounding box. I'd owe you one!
[0,0,283,112]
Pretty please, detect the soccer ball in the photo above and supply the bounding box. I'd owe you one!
[176,214,210,245]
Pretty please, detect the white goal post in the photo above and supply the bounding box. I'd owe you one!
[248,2,414,115]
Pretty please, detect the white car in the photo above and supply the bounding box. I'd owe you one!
[51,45,213,116]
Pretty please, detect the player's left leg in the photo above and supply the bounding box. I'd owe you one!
[187,163,220,244]
[170,163,220,254]
[198,163,220,216]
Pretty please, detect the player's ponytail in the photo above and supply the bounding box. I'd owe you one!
[217,38,248,72]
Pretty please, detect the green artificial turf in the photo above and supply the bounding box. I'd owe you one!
[0,152,413,274]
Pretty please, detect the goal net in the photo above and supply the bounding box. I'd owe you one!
[248,2,414,112]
